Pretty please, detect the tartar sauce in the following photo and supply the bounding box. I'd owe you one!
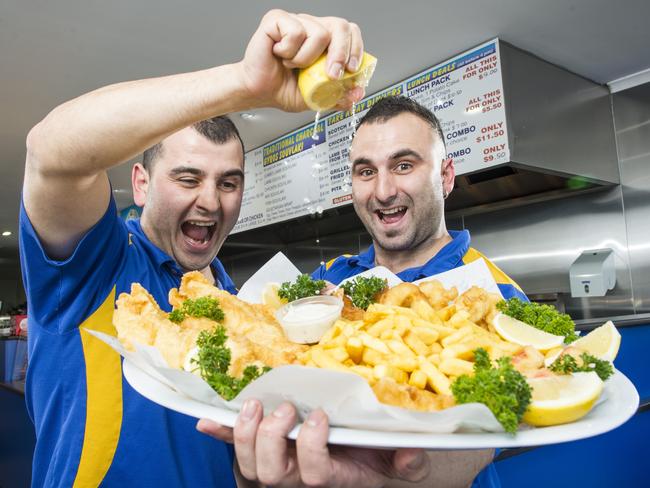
[183,346,200,374]
[276,295,343,344]
[282,302,340,323]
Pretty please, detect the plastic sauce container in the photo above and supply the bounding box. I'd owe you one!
[275,295,343,344]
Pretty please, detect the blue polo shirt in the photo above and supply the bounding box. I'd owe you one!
[312,230,528,488]
[19,197,237,487]
[312,230,527,302]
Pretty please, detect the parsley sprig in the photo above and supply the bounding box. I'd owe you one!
[549,352,613,381]
[193,327,270,401]
[451,348,532,434]
[497,298,578,343]
[168,296,225,324]
[278,274,326,302]
[341,276,388,310]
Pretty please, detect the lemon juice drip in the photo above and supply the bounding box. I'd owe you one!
[311,111,321,140]
[307,113,322,215]
[349,102,358,139]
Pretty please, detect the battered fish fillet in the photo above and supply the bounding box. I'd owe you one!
[114,273,306,377]
[418,279,459,310]
[377,283,426,307]
[114,284,204,370]
[169,272,307,373]
[453,286,501,330]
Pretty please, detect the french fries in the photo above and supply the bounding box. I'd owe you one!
[297,279,522,412]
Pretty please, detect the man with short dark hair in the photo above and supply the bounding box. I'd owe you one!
[142,117,246,172]
[22,10,436,487]
[312,95,528,487]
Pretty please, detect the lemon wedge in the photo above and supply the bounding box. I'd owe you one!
[298,52,377,111]
[262,282,287,310]
[543,346,565,367]
[571,321,621,361]
[492,312,565,351]
[523,371,603,426]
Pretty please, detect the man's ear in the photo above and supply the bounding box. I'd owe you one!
[132,163,149,207]
[441,158,455,199]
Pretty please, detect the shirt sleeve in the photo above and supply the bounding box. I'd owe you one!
[497,283,529,302]
[311,263,327,281]
[19,196,128,334]
[472,460,502,488]
[311,255,354,284]
[212,258,237,294]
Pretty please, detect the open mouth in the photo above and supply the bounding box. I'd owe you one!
[181,220,217,247]
[375,206,407,224]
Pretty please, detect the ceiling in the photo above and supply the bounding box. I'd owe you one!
[1,0,650,265]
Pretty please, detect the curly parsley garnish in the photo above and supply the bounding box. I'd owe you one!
[451,348,532,434]
[497,298,578,343]
[278,274,326,302]
[193,327,270,401]
[549,352,613,381]
[168,296,224,324]
[341,276,388,310]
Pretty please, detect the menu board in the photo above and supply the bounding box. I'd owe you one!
[232,39,508,234]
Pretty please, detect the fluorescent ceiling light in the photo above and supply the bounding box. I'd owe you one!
[608,67,650,93]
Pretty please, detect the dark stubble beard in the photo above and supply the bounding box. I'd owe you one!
[356,193,445,254]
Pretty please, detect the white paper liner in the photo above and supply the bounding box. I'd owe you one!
[237,252,302,303]
[413,258,504,298]
[337,266,403,289]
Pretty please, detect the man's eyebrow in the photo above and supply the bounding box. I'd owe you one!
[388,149,424,162]
[351,156,372,170]
[169,166,205,176]
[351,149,424,170]
[168,167,244,179]
[221,169,245,179]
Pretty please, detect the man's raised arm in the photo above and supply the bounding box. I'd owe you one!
[23,9,363,259]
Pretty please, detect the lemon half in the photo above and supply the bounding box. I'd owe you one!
[572,321,621,361]
[523,372,603,426]
[492,312,565,352]
[262,282,287,310]
[298,52,377,111]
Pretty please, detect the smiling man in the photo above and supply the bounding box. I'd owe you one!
[350,106,452,274]
[312,96,529,487]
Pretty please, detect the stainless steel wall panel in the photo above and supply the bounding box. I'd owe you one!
[463,186,634,319]
[614,85,650,313]
[500,43,619,184]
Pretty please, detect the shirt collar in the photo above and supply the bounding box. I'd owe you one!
[348,230,471,279]
[407,230,470,280]
[348,245,376,270]
[126,218,224,287]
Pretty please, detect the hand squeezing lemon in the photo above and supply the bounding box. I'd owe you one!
[298,52,377,111]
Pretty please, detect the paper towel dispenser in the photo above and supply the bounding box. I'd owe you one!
[569,249,616,298]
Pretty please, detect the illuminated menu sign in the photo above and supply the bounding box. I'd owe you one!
[233,39,508,233]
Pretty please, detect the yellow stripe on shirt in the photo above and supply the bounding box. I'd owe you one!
[462,248,524,291]
[74,287,123,487]
[325,254,352,270]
